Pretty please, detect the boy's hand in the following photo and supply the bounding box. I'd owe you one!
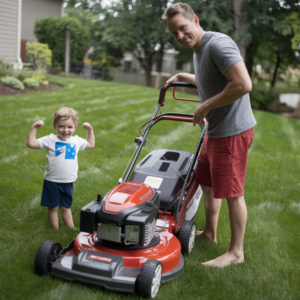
[83,122,95,149]
[27,120,44,149]
[33,120,44,128]
[82,122,92,130]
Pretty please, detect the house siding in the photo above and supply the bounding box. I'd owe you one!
[0,0,19,64]
[22,0,63,42]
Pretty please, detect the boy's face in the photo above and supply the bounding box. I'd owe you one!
[53,118,77,141]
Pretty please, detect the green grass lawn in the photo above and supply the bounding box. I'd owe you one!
[1,76,300,300]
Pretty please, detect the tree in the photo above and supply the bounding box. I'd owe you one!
[283,12,300,50]
[35,16,89,66]
[243,0,300,86]
[99,0,173,87]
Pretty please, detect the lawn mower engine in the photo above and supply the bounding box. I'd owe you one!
[80,181,160,247]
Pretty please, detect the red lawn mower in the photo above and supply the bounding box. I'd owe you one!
[35,82,207,298]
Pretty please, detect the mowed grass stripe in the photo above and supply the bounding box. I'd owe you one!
[1,76,300,300]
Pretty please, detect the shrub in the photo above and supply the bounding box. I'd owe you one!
[250,84,280,110]
[15,68,34,82]
[34,16,89,66]
[31,69,47,82]
[0,60,16,77]
[23,78,39,89]
[42,80,49,86]
[1,76,24,90]
[26,42,52,70]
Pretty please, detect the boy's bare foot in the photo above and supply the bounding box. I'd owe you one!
[196,230,217,244]
[201,251,244,268]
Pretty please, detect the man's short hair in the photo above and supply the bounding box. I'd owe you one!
[161,2,196,27]
[53,107,78,125]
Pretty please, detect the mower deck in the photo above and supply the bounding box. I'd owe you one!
[51,230,184,293]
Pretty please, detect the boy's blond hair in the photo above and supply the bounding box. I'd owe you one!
[53,107,78,125]
[161,2,196,27]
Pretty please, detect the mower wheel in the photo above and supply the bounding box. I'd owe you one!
[178,220,196,255]
[35,240,62,276]
[137,259,162,299]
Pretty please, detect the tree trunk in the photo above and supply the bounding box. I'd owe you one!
[233,0,246,60]
[245,41,259,78]
[155,46,164,89]
[144,55,153,87]
[271,52,280,88]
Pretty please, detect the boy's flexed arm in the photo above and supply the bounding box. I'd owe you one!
[27,120,44,149]
[82,122,95,149]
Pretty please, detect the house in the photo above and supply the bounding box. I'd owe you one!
[0,0,65,69]
[108,49,194,89]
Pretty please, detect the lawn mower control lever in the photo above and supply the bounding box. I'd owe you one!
[158,82,199,107]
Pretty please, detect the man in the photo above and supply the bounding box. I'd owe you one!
[161,3,256,267]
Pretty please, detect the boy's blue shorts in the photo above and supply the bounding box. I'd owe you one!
[41,180,74,209]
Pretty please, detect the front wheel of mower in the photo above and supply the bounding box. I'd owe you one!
[35,240,62,275]
[178,220,196,255]
[137,259,162,299]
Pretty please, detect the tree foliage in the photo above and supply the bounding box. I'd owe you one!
[34,16,89,66]
[93,0,173,86]
[283,12,300,50]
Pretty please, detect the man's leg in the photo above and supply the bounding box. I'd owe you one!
[48,206,59,229]
[60,206,74,228]
[202,195,247,267]
[196,185,222,243]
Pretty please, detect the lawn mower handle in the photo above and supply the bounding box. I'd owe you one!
[158,82,199,107]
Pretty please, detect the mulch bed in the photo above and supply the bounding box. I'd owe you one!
[0,82,61,96]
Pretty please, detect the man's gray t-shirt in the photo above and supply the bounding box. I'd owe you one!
[193,31,256,138]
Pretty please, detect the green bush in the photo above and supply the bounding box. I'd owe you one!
[250,84,280,110]
[26,42,52,70]
[0,61,34,81]
[34,16,89,66]
[15,68,34,82]
[1,76,24,90]
[0,61,14,77]
[23,78,39,89]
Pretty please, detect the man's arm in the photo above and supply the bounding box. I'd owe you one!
[193,61,252,126]
[82,122,95,149]
[165,73,196,87]
[27,120,44,149]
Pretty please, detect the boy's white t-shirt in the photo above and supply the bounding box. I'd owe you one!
[38,134,87,183]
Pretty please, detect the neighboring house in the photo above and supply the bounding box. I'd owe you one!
[108,49,194,88]
[0,0,65,69]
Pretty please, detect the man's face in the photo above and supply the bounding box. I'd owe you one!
[167,14,201,52]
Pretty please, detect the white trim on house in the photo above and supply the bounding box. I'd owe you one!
[16,0,23,69]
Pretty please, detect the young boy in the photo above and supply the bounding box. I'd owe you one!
[27,107,95,229]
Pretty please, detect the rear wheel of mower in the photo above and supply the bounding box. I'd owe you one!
[178,220,196,255]
[137,259,162,299]
[35,240,62,275]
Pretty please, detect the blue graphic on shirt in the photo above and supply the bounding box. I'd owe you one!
[55,142,76,160]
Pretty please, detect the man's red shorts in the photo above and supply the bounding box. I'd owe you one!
[195,128,254,199]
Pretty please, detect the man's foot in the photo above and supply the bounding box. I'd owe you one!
[201,251,244,268]
[196,230,217,243]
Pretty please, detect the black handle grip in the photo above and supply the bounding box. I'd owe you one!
[168,82,197,89]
